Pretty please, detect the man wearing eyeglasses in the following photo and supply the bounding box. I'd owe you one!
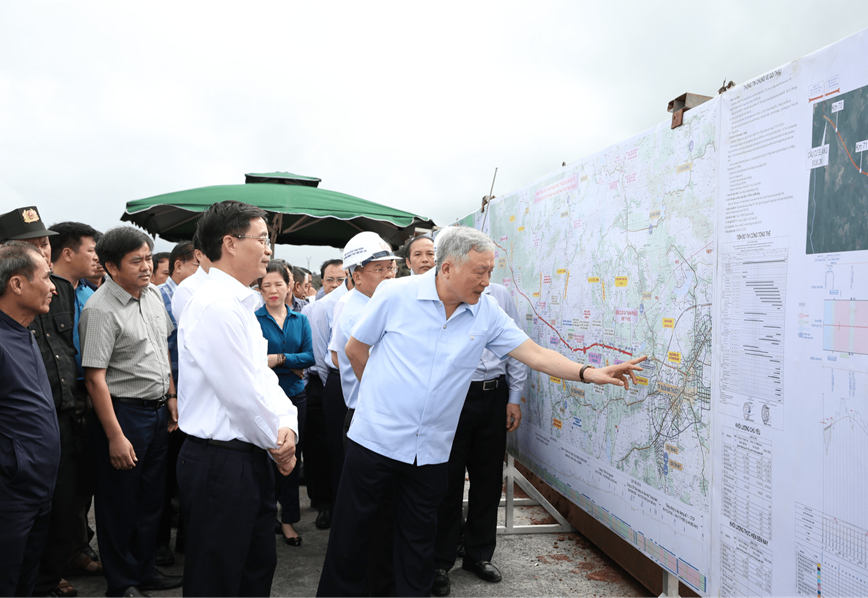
[327,233,400,596]
[329,234,398,448]
[176,201,299,597]
[317,259,346,299]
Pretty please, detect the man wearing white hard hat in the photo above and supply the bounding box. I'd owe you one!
[328,232,401,596]
[322,234,399,506]
[330,232,400,447]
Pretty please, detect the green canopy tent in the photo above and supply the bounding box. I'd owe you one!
[121,172,435,249]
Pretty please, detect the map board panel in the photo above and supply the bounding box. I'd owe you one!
[458,27,868,597]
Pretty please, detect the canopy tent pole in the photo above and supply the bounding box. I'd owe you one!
[269,213,284,252]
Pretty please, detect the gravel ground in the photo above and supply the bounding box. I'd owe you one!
[67,482,650,597]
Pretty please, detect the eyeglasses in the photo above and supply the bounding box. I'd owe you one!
[235,235,270,246]
[369,266,398,275]
[323,277,347,284]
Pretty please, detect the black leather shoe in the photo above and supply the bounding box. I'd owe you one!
[140,569,183,591]
[120,587,149,597]
[432,569,451,596]
[315,509,332,529]
[462,560,502,583]
[155,543,174,567]
[285,535,303,547]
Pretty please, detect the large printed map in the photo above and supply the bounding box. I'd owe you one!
[460,102,717,591]
[456,29,868,597]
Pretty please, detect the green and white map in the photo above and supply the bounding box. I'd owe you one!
[460,101,718,592]
[806,83,868,254]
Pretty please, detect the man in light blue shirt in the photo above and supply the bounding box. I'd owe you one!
[329,232,399,438]
[155,240,198,565]
[432,281,528,594]
[158,242,198,383]
[304,278,350,387]
[302,273,353,529]
[316,226,646,597]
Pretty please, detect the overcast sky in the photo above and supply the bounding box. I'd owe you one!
[1,1,865,269]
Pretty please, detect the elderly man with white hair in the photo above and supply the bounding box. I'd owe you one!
[316,226,646,597]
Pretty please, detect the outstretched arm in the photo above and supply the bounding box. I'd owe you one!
[508,339,646,390]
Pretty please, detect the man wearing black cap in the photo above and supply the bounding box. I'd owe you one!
[0,206,57,262]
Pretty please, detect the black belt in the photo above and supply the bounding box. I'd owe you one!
[327,367,340,375]
[469,375,505,392]
[186,435,263,453]
[111,395,169,409]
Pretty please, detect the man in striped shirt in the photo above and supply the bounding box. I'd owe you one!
[80,226,181,597]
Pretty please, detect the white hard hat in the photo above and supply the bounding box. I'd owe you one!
[342,232,402,270]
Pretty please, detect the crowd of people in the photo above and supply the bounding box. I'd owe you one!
[0,201,645,597]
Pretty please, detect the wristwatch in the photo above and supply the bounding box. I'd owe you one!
[579,364,594,383]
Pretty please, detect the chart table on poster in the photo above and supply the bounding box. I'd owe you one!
[719,525,773,597]
[721,426,773,540]
[719,244,788,406]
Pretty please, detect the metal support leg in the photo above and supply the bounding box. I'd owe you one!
[658,569,680,598]
[497,454,575,535]
[505,454,515,530]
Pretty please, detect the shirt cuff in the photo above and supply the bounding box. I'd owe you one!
[279,415,299,443]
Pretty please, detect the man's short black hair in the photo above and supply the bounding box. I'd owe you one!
[0,242,42,297]
[403,234,433,259]
[195,201,268,262]
[153,252,170,268]
[320,258,343,280]
[48,222,102,264]
[95,227,154,275]
[292,266,306,285]
[168,241,195,275]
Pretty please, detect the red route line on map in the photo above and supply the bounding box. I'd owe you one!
[492,240,633,357]
[822,114,868,178]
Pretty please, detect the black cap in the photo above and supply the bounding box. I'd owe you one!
[0,206,58,242]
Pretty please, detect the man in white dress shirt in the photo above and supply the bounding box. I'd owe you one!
[170,235,211,324]
[176,201,299,597]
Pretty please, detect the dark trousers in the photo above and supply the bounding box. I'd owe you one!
[72,389,96,557]
[92,401,168,596]
[434,378,509,570]
[322,370,348,508]
[276,392,306,524]
[34,410,84,594]
[342,407,354,451]
[304,376,332,510]
[157,428,186,548]
[178,438,277,597]
[317,441,448,597]
[0,504,51,597]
